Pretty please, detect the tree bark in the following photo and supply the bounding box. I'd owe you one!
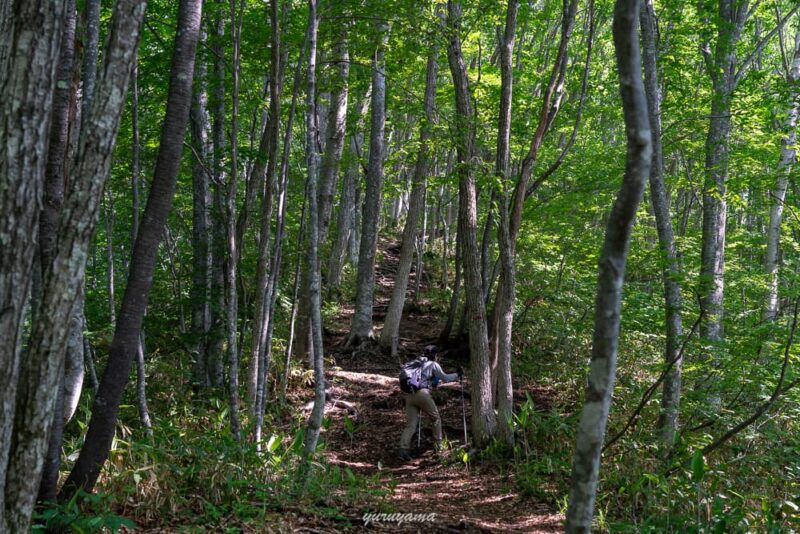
[640,0,684,449]
[207,4,227,388]
[190,23,212,387]
[697,0,747,408]
[0,0,73,527]
[226,0,243,441]
[37,0,78,503]
[253,0,285,442]
[446,0,496,446]
[318,34,350,248]
[565,0,651,529]
[764,31,800,322]
[347,24,389,346]
[303,0,326,457]
[380,47,438,354]
[327,89,371,288]
[246,7,284,410]
[61,0,200,498]
[492,0,519,448]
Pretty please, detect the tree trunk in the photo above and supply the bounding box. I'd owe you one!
[639,0,684,449]
[493,0,519,448]
[380,48,438,354]
[254,0,285,442]
[328,89,371,288]
[190,24,212,387]
[226,0,243,441]
[446,0,496,447]
[565,0,651,529]
[37,0,78,503]
[246,9,284,410]
[80,0,101,130]
[698,0,745,408]
[207,5,227,388]
[318,35,350,248]
[347,25,389,346]
[764,31,800,322]
[303,0,326,457]
[105,191,116,325]
[61,0,200,498]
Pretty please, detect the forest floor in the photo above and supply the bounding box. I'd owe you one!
[287,239,563,533]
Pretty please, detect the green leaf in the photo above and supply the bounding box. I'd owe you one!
[691,449,705,484]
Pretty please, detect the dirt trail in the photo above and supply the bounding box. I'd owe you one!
[304,239,563,532]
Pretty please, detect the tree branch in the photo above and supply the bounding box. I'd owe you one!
[734,4,800,87]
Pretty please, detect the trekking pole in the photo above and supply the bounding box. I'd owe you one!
[417,416,421,449]
[460,377,468,448]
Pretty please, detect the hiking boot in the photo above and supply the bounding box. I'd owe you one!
[398,449,412,462]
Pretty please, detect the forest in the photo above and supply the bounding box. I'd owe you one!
[2,0,800,531]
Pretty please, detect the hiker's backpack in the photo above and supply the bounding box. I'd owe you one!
[399,358,427,393]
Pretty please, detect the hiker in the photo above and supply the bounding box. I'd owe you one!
[398,346,463,461]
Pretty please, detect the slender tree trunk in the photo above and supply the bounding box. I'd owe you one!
[446,0,496,446]
[439,227,462,343]
[698,0,744,408]
[328,89,371,288]
[190,25,212,388]
[764,31,800,322]
[348,24,389,346]
[61,0,201,498]
[565,1,651,529]
[303,0,326,457]
[380,48,438,354]
[129,64,153,437]
[226,0,243,441]
[207,5,227,388]
[318,35,350,249]
[492,0,519,448]
[253,0,285,442]
[37,0,78,503]
[246,26,284,410]
[640,0,684,449]
[414,186,428,303]
[105,191,116,325]
[80,0,101,131]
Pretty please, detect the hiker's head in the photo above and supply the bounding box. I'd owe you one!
[423,344,438,360]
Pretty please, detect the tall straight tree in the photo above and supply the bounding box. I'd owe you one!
[318,32,351,248]
[347,22,389,346]
[565,0,651,529]
[380,34,439,355]
[37,0,79,503]
[640,0,684,448]
[61,0,202,498]
[327,88,371,288]
[0,0,67,528]
[190,22,213,387]
[303,0,326,457]
[226,0,243,440]
[446,0,496,446]
[764,30,800,322]
[252,0,284,430]
[207,3,227,388]
[492,0,519,447]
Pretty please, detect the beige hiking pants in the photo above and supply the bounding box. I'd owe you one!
[400,388,442,450]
